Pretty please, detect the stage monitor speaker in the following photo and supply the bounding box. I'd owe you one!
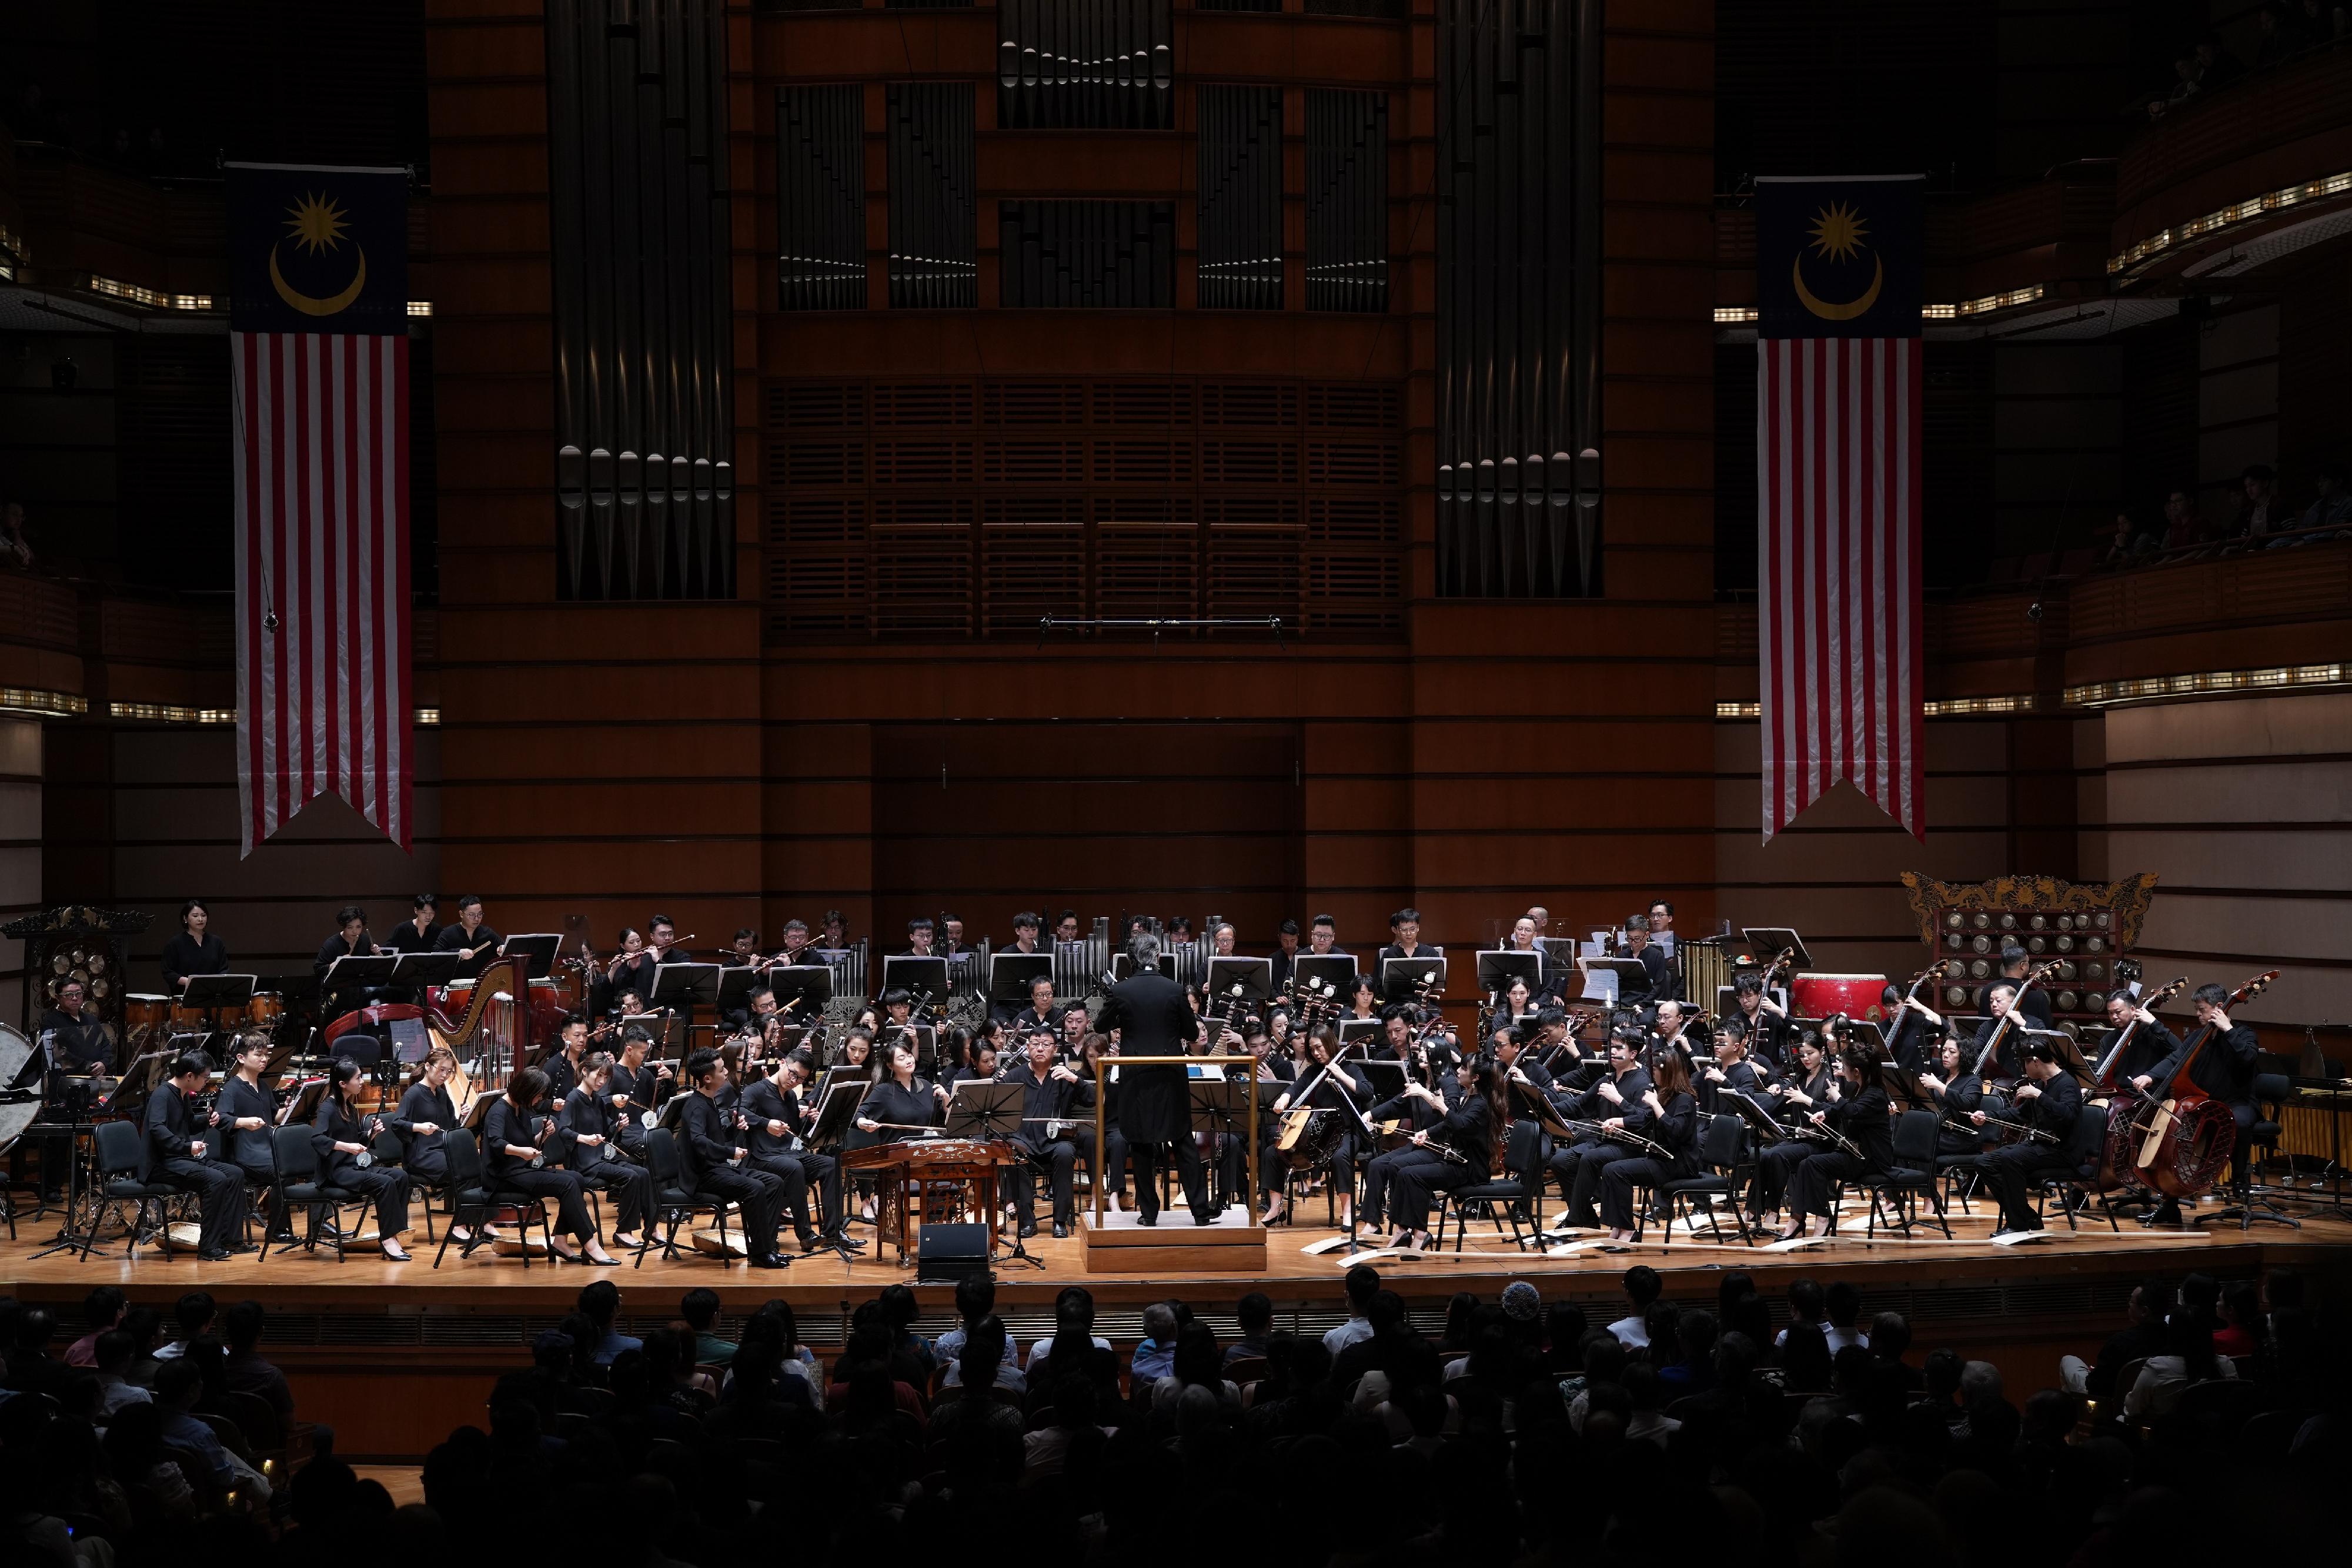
[916,1222,991,1283]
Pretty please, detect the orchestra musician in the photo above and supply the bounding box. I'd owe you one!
[1976,1037,2085,1236]
[726,928,762,966]
[855,1041,949,1141]
[314,906,380,1021]
[559,1052,654,1251]
[818,910,849,949]
[2137,983,2261,1228]
[1506,915,1541,953]
[1983,945,2054,1029]
[1093,931,1211,1226]
[1011,976,1061,1038]
[608,1025,669,1159]
[733,1054,818,1249]
[1053,910,1080,945]
[1777,1045,1895,1242]
[1882,982,1942,1074]
[1268,919,1302,994]
[313,1059,416,1262]
[1699,1019,1771,1113]
[383,893,441,954]
[1652,999,1701,1068]
[483,1066,624,1266]
[39,978,112,1075]
[774,917,816,965]
[1970,981,2031,1082]
[1544,1024,1656,1230]
[1306,914,1344,957]
[746,1053,856,1251]
[1917,1034,1992,1162]
[1003,1025,1094,1238]
[543,1015,591,1108]
[146,1052,250,1259]
[901,917,937,958]
[1730,972,1792,1071]
[432,894,502,982]
[1746,1030,1836,1226]
[389,1047,459,1186]
[1075,1033,1126,1212]
[1377,907,1440,967]
[158,898,227,995]
[2104,989,2182,1088]
[1620,915,1672,1007]
[1004,911,1045,955]
[1384,1056,1506,1251]
[217,1035,288,1241]
[1599,1052,1701,1242]
[604,928,657,1004]
[1261,1025,1370,1228]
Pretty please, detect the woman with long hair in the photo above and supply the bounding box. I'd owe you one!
[482,1065,620,1264]
[1385,1057,1506,1251]
[1598,1051,1701,1242]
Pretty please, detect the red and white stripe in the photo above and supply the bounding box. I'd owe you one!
[1756,336,1923,842]
[232,330,411,857]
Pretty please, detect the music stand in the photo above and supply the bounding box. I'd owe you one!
[1507,1074,1573,1138]
[499,934,563,980]
[1205,957,1272,1005]
[1536,937,1579,992]
[322,954,397,998]
[766,965,833,1015]
[1110,952,1177,982]
[1188,1077,1251,1141]
[1842,1019,1889,1059]
[946,1079,1024,1141]
[882,955,950,1004]
[282,1075,333,1130]
[1725,1089,1788,1144]
[1877,1059,1934,1110]
[181,974,256,1018]
[988,952,1054,1011]
[808,1078,867,1149]
[1477,950,1542,998]
[622,1011,684,1055]
[883,1022,938,1072]
[2027,1028,2094,1088]
[1741,928,1813,969]
[389,951,460,991]
[714,965,761,1019]
[1338,1017,1383,1049]
[1381,956,1447,1003]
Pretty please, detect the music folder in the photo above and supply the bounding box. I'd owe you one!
[650,963,721,1007]
[1379,956,1447,1003]
[714,965,761,1016]
[765,964,834,1011]
[882,955,950,1005]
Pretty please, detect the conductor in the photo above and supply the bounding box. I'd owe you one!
[1093,931,1211,1226]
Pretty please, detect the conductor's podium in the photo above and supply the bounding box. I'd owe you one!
[1078,1206,1267,1275]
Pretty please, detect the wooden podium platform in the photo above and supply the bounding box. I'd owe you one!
[1078,1207,1267,1273]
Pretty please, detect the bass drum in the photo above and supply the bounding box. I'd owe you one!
[1790,972,1890,1022]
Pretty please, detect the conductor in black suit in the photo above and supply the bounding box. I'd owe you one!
[1093,931,1210,1226]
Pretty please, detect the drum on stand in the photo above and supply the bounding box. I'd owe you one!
[1789,972,1890,1022]
[243,992,286,1032]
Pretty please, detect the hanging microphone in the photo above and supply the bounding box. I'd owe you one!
[263,607,280,632]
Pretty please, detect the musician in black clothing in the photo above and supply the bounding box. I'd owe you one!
[217,1035,288,1239]
[1387,1057,1506,1250]
[1748,1031,1840,1224]
[1544,1027,1656,1230]
[735,1054,817,1249]
[1731,972,1792,1071]
[669,1050,787,1266]
[1376,907,1442,969]
[388,1047,459,1183]
[1261,1025,1371,1228]
[1778,1047,1896,1241]
[39,979,112,1074]
[482,1066,623,1263]
[560,1053,653,1248]
[1093,932,1211,1225]
[609,1027,669,1159]
[1970,981,2032,1082]
[1358,1050,1456,1232]
[1977,1038,2086,1236]
[603,927,659,1009]
[2104,991,2183,1090]
[1600,1052,1702,1241]
[2137,982,2264,1227]
[1651,1000,1702,1068]
[1917,1035,1992,1159]
[1982,945,2053,1028]
[753,1054,856,1250]
[432,894,502,981]
[1003,1027,1095,1238]
[855,1041,949,1141]
[312,1058,416,1262]
[1699,1021,1772,1114]
[145,1054,250,1258]
[1621,915,1673,1007]
[1881,982,1942,1075]
[158,899,228,994]
[383,894,441,954]
[1010,977,1061,1039]
[543,1016,590,1109]
[1268,920,1302,995]
[315,906,382,1021]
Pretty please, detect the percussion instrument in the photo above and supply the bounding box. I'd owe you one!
[244,992,286,1031]
[171,1000,211,1031]
[125,994,172,1039]
[1790,972,1889,1022]
[1680,938,1730,1015]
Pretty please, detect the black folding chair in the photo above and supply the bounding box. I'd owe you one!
[1433,1118,1544,1252]
[80,1119,179,1261]
[2031,1102,2124,1233]
[640,1127,735,1266]
[1840,1110,1950,1239]
[1636,1112,1757,1247]
[263,1123,367,1262]
[433,1130,557,1268]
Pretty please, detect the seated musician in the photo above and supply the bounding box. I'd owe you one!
[39,978,113,1075]
[774,918,816,966]
[1652,999,1700,1068]
[559,1051,654,1251]
[1074,1032,1127,1212]
[1053,910,1080,945]
[1747,1029,1837,1226]
[1342,974,1381,1025]
[543,1015,590,1108]
[902,917,937,958]
[608,1025,668,1158]
[2106,989,2182,1091]
[218,1035,289,1241]
[1268,918,1302,994]
[312,1058,416,1262]
[1307,914,1344,957]
[940,1035,1001,1094]
[1600,1052,1701,1242]
[1700,1019,1770,1112]
[1385,1058,1506,1251]
[880,988,917,1033]
[1882,982,1943,1074]
[389,1046,459,1183]
[1970,981,2029,1082]
[1507,915,1541,953]
[1011,976,1060,1038]
[1003,1026,1094,1238]
[855,1041,948,1142]
[1058,1002,1090,1062]
[1498,977,1536,1038]
[1358,1037,1458,1233]
[146,1052,250,1259]
[1983,944,2054,1029]
[431,894,502,982]
[1916,1034,1990,1164]
[2139,983,2261,1228]
[1976,1037,2085,1238]
[158,898,228,995]
[1730,972,1792,1071]
[482,1066,624,1266]
[1261,1024,1370,1228]
[770,1053,857,1249]
[604,928,656,1006]
[1492,1024,1555,1097]
[1621,915,1671,1007]
[1377,907,1439,965]
[1003,911,1045,956]
[1773,1045,1895,1241]
[726,927,762,967]
[1544,1025,1656,1231]
[735,1054,821,1251]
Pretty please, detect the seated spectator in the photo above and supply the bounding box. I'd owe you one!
[1225,1290,1275,1366]
[2211,1279,2264,1359]
[1130,1301,1181,1384]
[1776,1277,1826,1348]
[1621,1361,1679,1445]
[1023,1373,1112,1481]
[2099,511,2156,567]
[1657,1307,1719,1396]
[1151,1319,1241,1414]
[678,1288,735,1368]
[91,1329,155,1423]
[152,1292,214,1362]
[1823,1282,1869,1352]
[65,1286,127,1368]
[927,1319,1026,1442]
[2231,463,2292,541]
[2293,462,2350,537]
[220,1300,296,1429]
[1869,1311,1923,1392]
[1323,1265,1380,1355]
[575,1280,641,1366]
[119,1308,165,1387]
[3,1307,68,1396]
[2255,1,2299,65]
[935,1273,1020,1389]
[151,1358,272,1502]
[1027,1287,1112,1379]
[1607,1265,1662,1348]
[2196,31,2246,90]
[2159,487,2210,549]
[2121,1309,2234,1423]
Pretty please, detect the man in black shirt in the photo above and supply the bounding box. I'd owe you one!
[39,978,112,1074]
[2104,990,2183,1089]
[1010,975,1060,1037]
[433,894,502,981]
[1977,1038,2084,1236]
[1622,916,1673,1007]
[1093,933,1208,1225]
[1003,1027,1094,1238]
[542,1016,590,1109]
[2138,982,2263,1227]
[1268,919,1302,995]
[1004,912,1045,955]
[675,1048,789,1268]
[1376,907,1441,968]
[1969,981,2032,1082]
[1981,945,2053,1029]
[145,1053,250,1259]
[1545,1027,1656,1230]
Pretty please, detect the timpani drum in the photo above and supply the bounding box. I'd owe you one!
[126,994,172,1036]
[243,992,286,1031]
[1790,972,1890,1022]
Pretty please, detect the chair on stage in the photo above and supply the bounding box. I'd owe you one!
[1432,1119,1544,1253]
[2029,1102,2124,1233]
[433,1129,557,1269]
[639,1126,737,1268]
[379,1125,457,1245]
[1632,1112,1757,1248]
[79,1119,182,1262]
[263,1124,369,1263]
[1836,1110,1950,1239]
[2205,1073,2300,1232]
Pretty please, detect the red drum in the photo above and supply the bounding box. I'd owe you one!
[1789,972,1890,1022]
[326,1001,423,1045]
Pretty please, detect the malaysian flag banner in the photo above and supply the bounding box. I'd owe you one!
[226,163,411,856]
[1754,174,1926,843]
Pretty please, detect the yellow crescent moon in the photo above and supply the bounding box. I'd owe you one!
[1792,252,1883,322]
[268,240,368,317]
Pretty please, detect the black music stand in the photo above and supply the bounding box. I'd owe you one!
[1294,954,1357,999]
[1536,937,1579,995]
[1843,1019,1889,1059]
[714,965,761,1021]
[180,973,256,1022]
[1381,955,1448,1004]
[322,954,397,1004]
[389,951,460,991]
[882,955,949,1005]
[1478,950,1542,999]
[1206,957,1272,1004]
[1878,1059,1934,1110]
[1583,957,1649,1009]
[2027,1028,2094,1088]
[650,964,720,1052]
[988,952,1053,1011]
[1725,1089,1788,1145]
[1338,1017,1384,1049]
[808,1078,867,1149]
[1508,1074,1574,1139]
[766,965,834,1015]
[883,1022,938,1073]
[1358,1057,1409,1099]
[500,934,563,980]
[1110,952,1178,982]
[1740,928,1814,969]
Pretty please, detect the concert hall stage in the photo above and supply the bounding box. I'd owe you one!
[6,1203,2348,1458]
